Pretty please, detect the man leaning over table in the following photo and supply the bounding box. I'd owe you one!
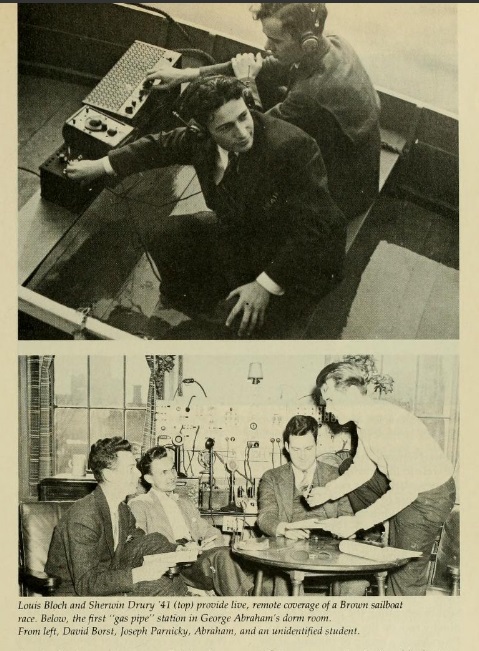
[306,362,456,596]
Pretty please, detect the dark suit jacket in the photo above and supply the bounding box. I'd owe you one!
[258,36,381,220]
[45,486,176,596]
[258,461,353,537]
[108,111,346,297]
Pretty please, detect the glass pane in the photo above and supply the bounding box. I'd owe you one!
[126,356,150,408]
[54,408,89,474]
[126,409,146,457]
[90,357,124,408]
[90,409,124,444]
[54,356,88,407]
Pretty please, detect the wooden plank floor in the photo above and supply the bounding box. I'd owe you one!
[19,74,459,340]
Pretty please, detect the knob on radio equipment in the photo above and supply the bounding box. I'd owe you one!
[85,117,105,131]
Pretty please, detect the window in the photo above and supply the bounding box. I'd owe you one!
[53,356,149,473]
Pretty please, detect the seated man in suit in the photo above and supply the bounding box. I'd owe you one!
[65,75,345,339]
[258,415,369,595]
[45,437,189,596]
[129,446,254,596]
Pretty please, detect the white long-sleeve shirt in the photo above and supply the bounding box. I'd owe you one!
[323,399,453,531]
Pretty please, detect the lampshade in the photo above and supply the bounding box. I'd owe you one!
[248,362,263,384]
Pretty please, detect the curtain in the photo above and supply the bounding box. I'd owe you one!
[142,355,176,453]
[27,355,55,497]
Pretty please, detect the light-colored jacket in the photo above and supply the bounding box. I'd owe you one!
[129,490,223,546]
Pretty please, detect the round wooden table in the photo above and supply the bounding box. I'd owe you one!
[233,537,409,596]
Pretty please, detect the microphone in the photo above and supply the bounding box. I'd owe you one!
[226,459,237,473]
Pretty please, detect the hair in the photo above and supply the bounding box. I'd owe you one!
[251,3,328,38]
[137,446,171,486]
[178,75,248,128]
[283,414,319,446]
[89,437,132,483]
[315,362,368,396]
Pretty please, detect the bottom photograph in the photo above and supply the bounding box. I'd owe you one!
[18,353,459,599]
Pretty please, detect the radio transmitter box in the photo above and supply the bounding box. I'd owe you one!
[62,106,135,160]
[82,40,182,129]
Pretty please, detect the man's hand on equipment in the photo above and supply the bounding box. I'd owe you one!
[225,281,270,337]
[64,159,106,183]
[231,52,263,80]
[145,64,199,88]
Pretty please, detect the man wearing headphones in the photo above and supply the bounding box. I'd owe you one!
[146,4,381,221]
[65,76,346,339]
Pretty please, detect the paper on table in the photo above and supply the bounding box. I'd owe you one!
[339,540,423,562]
[234,538,270,551]
[284,519,326,530]
[143,549,199,566]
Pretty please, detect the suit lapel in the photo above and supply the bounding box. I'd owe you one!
[149,490,175,542]
[277,463,295,522]
[94,486,115,557]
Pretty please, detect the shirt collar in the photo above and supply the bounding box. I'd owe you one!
[216,145,230,168]
[291,461,317,488]
[151,487,179,503]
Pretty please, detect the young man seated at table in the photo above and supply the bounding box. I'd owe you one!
[129,446,254,596]
[257,415,369,595]
[64,75,345,340]
[45,437,189,596]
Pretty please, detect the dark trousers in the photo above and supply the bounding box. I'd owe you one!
[148,212,336,339]
[387,478,456,596]
[180,546,253,596]
[132,575,189,596]
[339,459,456,596]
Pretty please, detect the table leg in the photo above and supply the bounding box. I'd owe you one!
[290,571,305,596]
[253,569,264,596]
[332,581,341,596]
[375,571,388,596]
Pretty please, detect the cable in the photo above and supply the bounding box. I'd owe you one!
[103,170,200,283]
[18,166,41,178]
[129,3,196,47]
[177,48,217,66]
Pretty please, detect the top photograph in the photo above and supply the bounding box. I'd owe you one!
[18,3,459,340]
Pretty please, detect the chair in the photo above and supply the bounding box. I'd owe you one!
[428,506,460,596]
[19,501,74,596]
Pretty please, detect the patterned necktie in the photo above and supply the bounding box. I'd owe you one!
[300,470,310,494]
[112,508,119,549]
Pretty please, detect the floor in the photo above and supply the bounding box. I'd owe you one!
[18,73,459,340]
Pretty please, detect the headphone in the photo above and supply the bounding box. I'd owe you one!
[300,4,322,54]
[173,74,253,140]
[172,110,206,139]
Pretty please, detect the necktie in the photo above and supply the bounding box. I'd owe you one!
[111,508,119,549]
[215,152,240,219]
[299,470,310,493]
[215,151,239,186]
